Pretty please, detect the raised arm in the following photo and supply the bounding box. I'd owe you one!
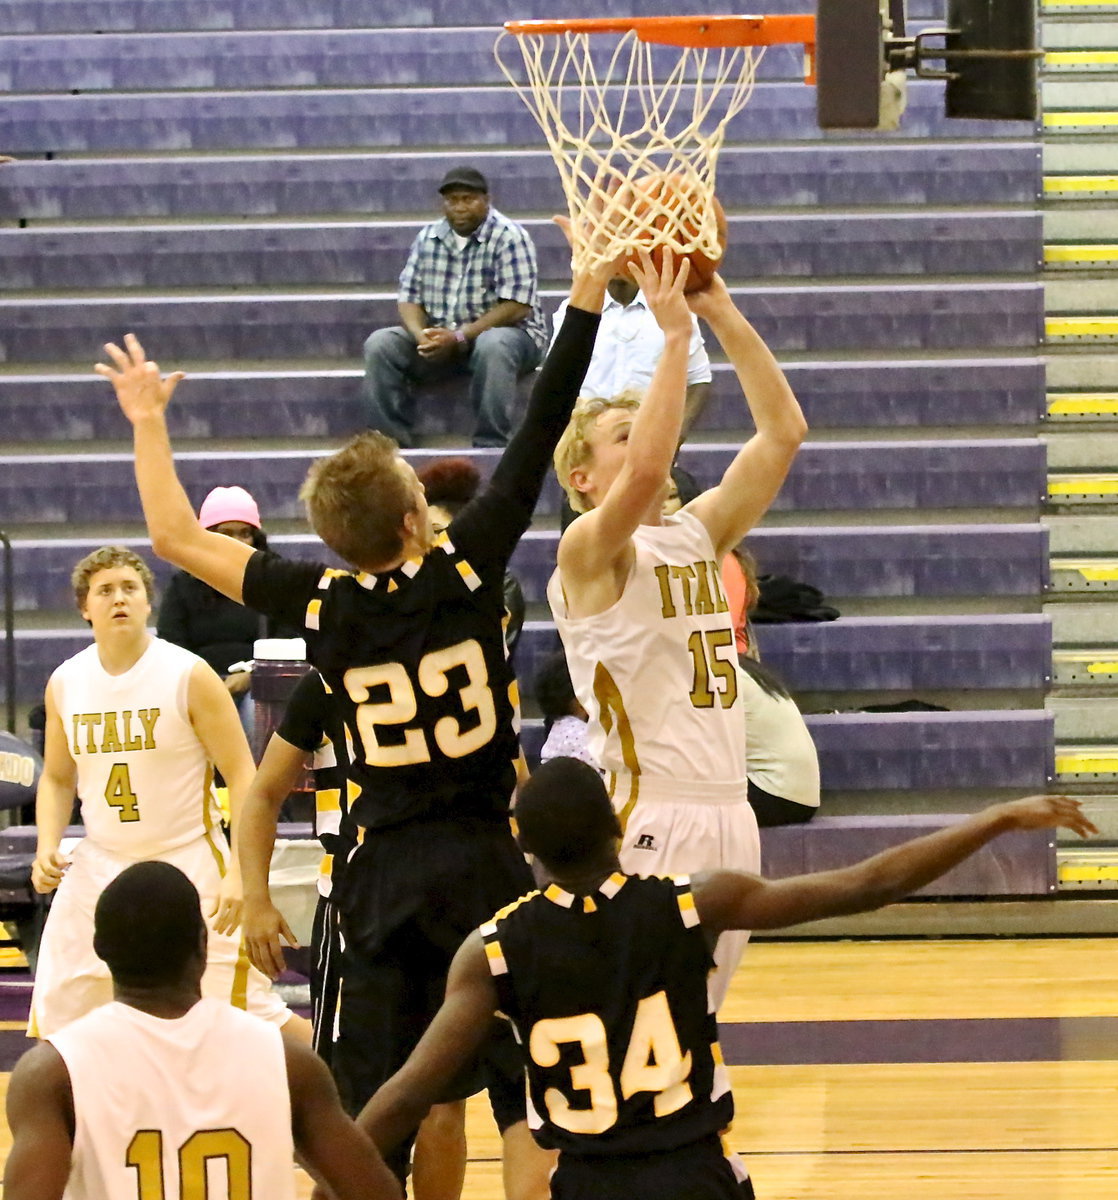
[32,682,77,896]
[96,334,254,601]
[285,1035,402,1200]
[357,932,499,1155]
[3,1043,74,1200]
[558,250,693,588]
[694,795,1097,933]
[684,277,807,557]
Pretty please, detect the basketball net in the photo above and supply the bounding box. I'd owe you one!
[496,27,763,273]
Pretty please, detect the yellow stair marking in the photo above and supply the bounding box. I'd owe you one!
[1047,393,1118,416]
[1045,175,1118,196]
[1043,111,1118,129]
[1048,474,1118,496]
[1056,748,1118,773]
[1046,316,1118,339]
[1044,0,1118,7]
[1046,50,1118,68]
[1052,560,1118,582]
[1060,863,1118,882]
[1045,244,1118,264]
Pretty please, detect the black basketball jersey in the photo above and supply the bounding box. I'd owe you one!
[244,532,518,829]
[481,873,734,1156]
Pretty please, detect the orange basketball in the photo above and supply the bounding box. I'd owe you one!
[619,173,727,293]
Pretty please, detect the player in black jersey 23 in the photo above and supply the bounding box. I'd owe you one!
[357,758,1095,1200]
[99,231,655,1194]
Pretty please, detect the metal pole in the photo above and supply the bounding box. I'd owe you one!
[0,532,13,733]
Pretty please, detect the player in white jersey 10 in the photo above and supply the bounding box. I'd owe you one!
[548,252,807,1017]
[5,861,401,1200]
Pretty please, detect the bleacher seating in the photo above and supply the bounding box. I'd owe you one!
[0,144,1042,222]
[1,211,1042,291]
[0,440,1045,528]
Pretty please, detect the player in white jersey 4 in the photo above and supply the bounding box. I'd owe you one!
[5,861,401,1200]
[28,546,307,1040]
[548,254,807,1013]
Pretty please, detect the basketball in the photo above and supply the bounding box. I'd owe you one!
[619,173,728,293]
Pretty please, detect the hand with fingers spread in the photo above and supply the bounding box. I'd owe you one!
[998,794,1099,838]
[95,333,185,424]
[626,246,692,342]
[242,893,299,980]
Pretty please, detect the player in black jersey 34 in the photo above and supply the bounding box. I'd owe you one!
[357,758,1096,1200]
[99,230,644,1193]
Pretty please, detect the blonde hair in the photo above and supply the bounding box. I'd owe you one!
[299,432,416,570]
[553,390,642,513]
[72,546,155,613]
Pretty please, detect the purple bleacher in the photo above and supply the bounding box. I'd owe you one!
[0,357,1045,446]
[0,282,1044,366]
[0,440,1044,529]
[0,211,1042,292]
[0,28,812,92]
[0,0,961,36]
[510,525,1049,605]
[514,615,1052,701]
[518,709,1054,791]
[0,81,1034,157]
[758,816,1054,897]
[0,144,1041,223]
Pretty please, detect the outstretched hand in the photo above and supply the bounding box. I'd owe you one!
[1001,794,1098,838]
[627,246,692,339]
[95,332,185,425]
[684,270,735,321]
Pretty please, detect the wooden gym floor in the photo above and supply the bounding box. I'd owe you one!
[1,937,1115,1198]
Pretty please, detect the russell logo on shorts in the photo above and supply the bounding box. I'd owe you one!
[633,832,657,851]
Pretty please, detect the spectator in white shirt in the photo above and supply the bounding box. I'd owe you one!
[550,275,712,439]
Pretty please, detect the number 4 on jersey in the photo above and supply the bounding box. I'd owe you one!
[105,762,141,822]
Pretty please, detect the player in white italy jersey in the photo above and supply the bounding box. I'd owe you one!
[549,256,806,1009]
[28,545,306,1039]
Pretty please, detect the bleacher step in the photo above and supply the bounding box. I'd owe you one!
[1048,472,1118,502]
[1053,649,1118,685]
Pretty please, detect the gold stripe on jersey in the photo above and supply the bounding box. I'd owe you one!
[387,578,399,593]
[305,598,322,631]
[491,889,542,924]
[674,879,700,929]
[231,941,251,1010]
[199,764,228,878]
[582,895,598,913]
[456,559,482,591]
[544,883,575,909]
[482,931,509,976]
[318,568,349,588]
[401,557,423,578]
[711,1040,731,1100]
[316,787,341,813]
[435,532,453,552]
[599,872,627,899]
[319,852,334,879]
[592,663,641,829]
[356,572,375,590]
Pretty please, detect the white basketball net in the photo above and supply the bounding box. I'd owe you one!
[496,27,764,273]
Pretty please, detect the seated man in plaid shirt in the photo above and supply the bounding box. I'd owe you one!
[362,165,549,448]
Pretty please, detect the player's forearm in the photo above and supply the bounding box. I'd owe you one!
[624,330,690,483]
[357,1076,433,1161]
[710,308,806,448]
[828,807,1017,915]
[34,777,75,858]
[234,782,283,900]
[131,414,206,563]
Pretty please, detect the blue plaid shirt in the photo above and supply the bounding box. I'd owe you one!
[398,207,548,352]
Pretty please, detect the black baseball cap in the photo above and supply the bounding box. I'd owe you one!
[438,166,489,194]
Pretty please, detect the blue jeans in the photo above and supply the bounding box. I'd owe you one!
[361,324,542,448]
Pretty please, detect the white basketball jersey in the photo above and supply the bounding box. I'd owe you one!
[548,510,748,811]
[50,998,295,1200]
[50,638,223,858]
